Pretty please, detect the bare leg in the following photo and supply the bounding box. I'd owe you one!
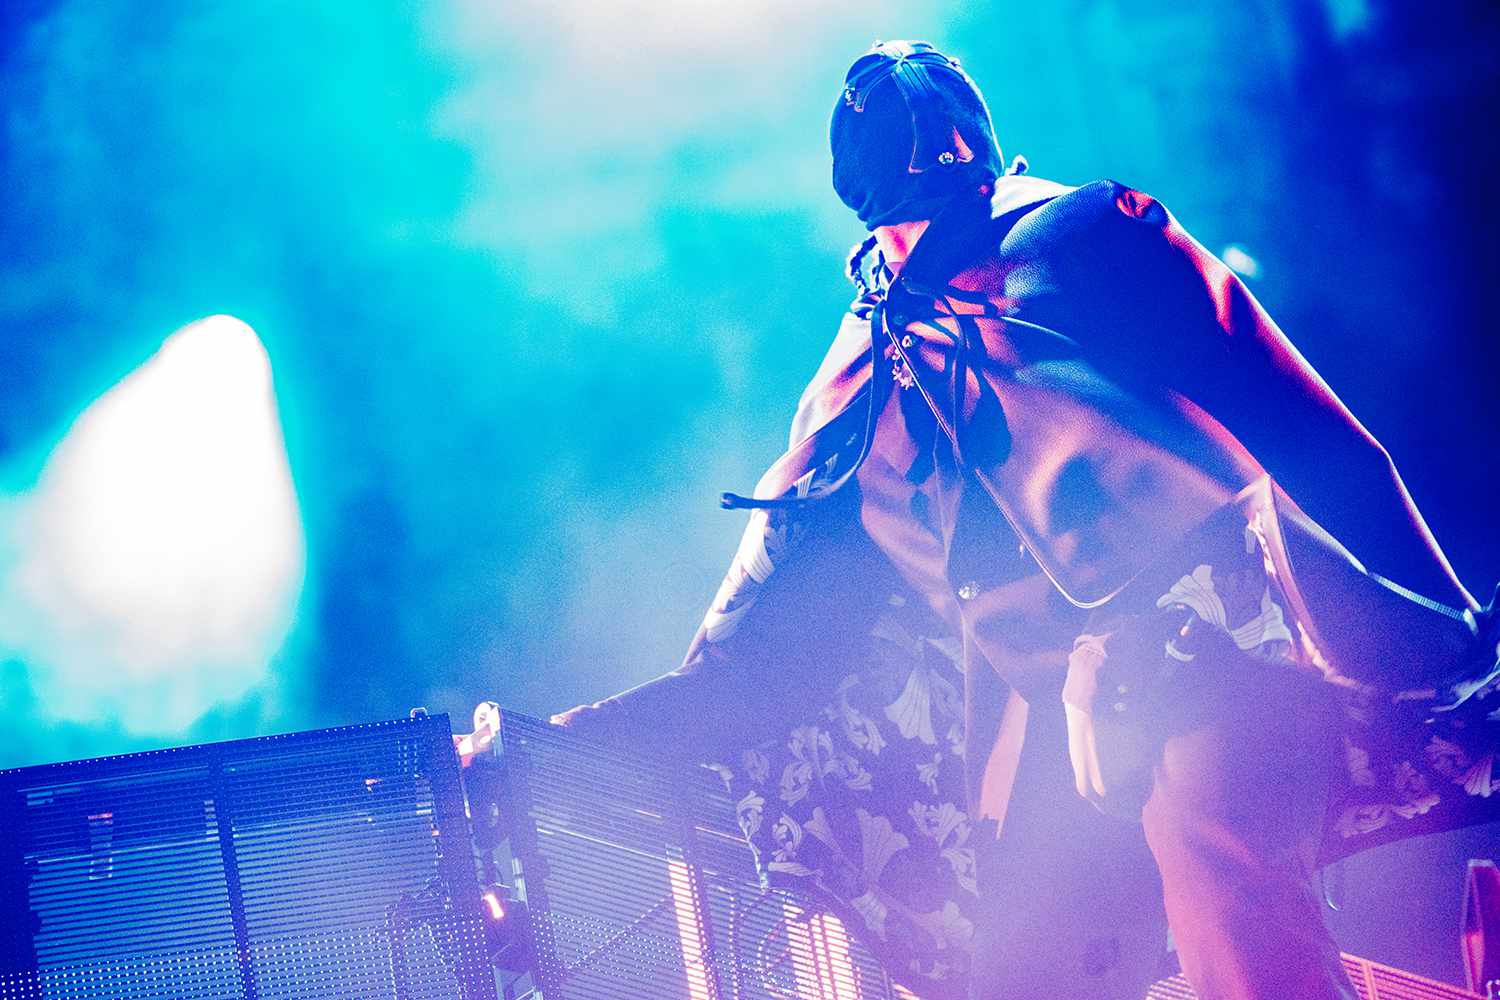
[970,697,1167,998]
[1141,666,1357,1000]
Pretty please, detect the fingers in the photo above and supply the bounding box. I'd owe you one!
[549,707,583,727]
[1064,702,1107,802]
[455,701,504,767]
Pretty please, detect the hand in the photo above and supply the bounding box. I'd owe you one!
[453,701,502,767]
[1433,583,1500,713]
[1062,633,1110,803]
[548,705,589,728]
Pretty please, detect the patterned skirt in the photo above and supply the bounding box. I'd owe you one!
[1063,476,1500,861]
[715,480,1499,999]
[719,591,977,999]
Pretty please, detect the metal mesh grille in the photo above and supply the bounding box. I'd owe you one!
[1145,954,1481,1000]
[496,712,903,999]
[0,716,495,1000]
[1143,974,1198,1000]
[10,764,240,1000]
[1366,962,1482,1000]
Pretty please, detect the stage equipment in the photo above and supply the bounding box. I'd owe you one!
[1464,859,1500,997]
[468,707,1486,1000]
[1,703,1483,1000]
[0,714,495,1000]
[1146,953,1485,999]
[466,709,917,1000]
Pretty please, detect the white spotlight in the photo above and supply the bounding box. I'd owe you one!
[1,315,305,735]
[1221,244,1261,280]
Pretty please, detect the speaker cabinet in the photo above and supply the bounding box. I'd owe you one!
[0,714,495,1000]
[479,711,916,1000]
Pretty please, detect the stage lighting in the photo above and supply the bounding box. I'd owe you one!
[1,315,304,735]
[1221,243,1261,279]
[478,884,532,974]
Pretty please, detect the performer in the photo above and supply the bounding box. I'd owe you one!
[556,40,1499,1000]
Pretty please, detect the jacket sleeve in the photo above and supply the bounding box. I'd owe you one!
[1007,180,1475,612]
[555,296,897,762]
[553,493,887,764]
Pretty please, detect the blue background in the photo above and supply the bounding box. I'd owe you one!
[2,0,1496,985]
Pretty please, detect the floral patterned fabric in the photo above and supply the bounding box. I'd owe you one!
[558,177,1498,999]
[715,592,978,1000]
[1325,677,1500,857]
[713,485,1499,1000]
[1065,483,1500,863]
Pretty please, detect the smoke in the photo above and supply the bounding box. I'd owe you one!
[431,0,957,320]
[0,0,964,749]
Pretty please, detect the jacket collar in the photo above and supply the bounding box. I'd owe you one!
[898,174,1073,299]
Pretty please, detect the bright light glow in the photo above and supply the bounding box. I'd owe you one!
[812,914,857,998]
[481,890,505,921]
[782,902,823,998]
[1221,244,1261,280]
[781,901,860,999]
[667,859,713,1000]
[0,315,304,735]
